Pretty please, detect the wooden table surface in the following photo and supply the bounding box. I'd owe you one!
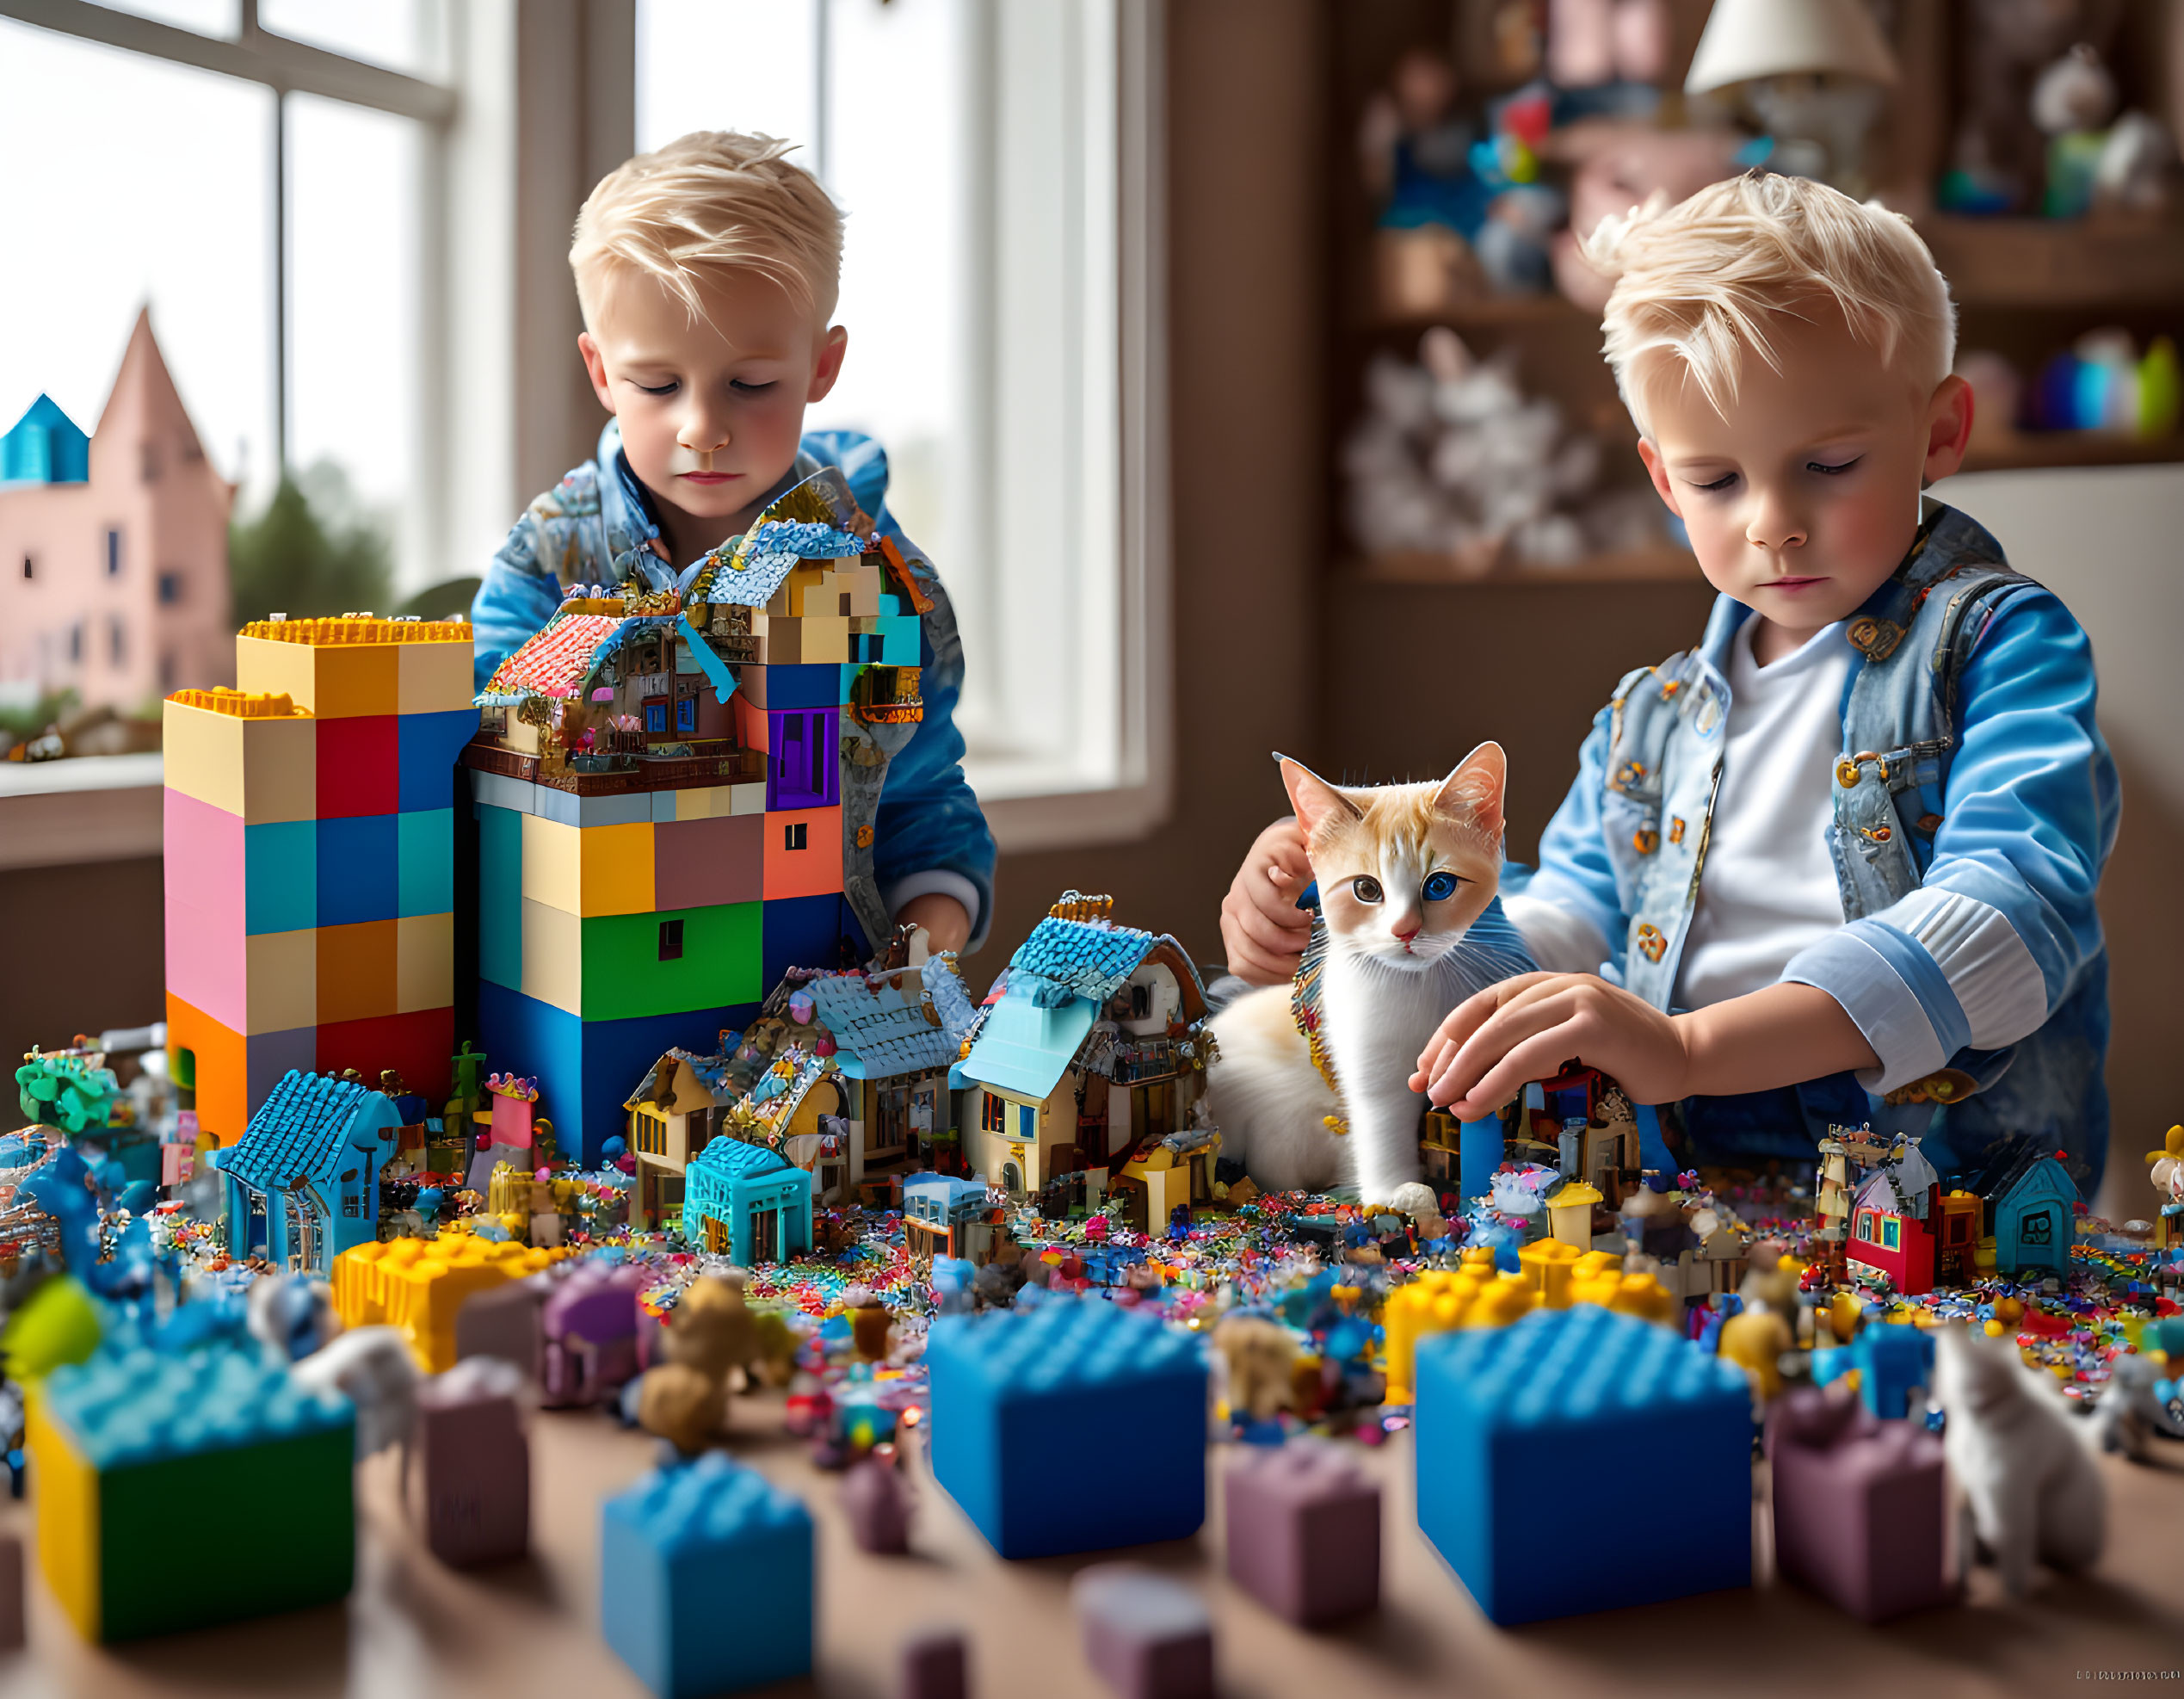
[1,1391,2178,1699]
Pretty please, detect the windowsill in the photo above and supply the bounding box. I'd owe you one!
[973,771,1173,856]
[0,751,165,870]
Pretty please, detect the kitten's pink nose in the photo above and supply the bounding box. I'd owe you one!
[1391,916,1422,942]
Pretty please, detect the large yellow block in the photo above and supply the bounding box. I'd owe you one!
[396,639,478,714]
[244,927,318,1033]
[332,1235,564,1373]
[521,814,655,916]
[519,898,582,1014]
[161,699,317,823]
[237,633,398,719]
[395,911,454,1014]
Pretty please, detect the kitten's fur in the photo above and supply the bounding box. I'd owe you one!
[1206,744,1524,1218]
[1932,1324,2106,1597]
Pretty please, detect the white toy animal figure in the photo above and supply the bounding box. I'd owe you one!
[245,1273,340,1362]
[1933,1323,2106,1596]
[293,1325,423,1463]
[1206,744,1531,1220]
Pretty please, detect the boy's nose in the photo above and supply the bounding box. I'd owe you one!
[1747,490,1807,551]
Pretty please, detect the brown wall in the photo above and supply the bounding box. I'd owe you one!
[0,856,165,1075]
[978,0,1329,976]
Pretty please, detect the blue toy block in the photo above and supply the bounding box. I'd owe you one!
[927,1299,1206,1559]
[316,813,398,926]
[1413,1307,1751,1624]
[751,663,841,712]
[602,1454,812,1698]
[1458,1115,1503,1202]
[478,980,760,1166]
[1810,1325,1935,1420]
[875,615,921,665]
[396,709,479,812]
[397,808,453,918]
[244,819,317,935]
[762,891,864,988]
[476,803,523,989]
[1634,1102,1673,1174]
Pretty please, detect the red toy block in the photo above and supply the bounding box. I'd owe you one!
[316,1006,454,1104]
[1224,1443,1381,1626]
[408,1363,530,1566]
[316,715,400,819]
[654,813,765,911]
[317,918,398,1026]
[763,806,843,901]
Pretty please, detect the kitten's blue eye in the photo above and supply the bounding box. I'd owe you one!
[1422,870,1460,902]
[1351,875,1384,905]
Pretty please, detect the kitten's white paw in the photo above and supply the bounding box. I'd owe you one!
[1368,1182,1442,1220]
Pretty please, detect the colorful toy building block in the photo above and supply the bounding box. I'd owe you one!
[331,1235,562,1373]
[1223,1443,1380,1627]
[1413,1306,1751,1625]
[453,1271,551,1380]
[602,1454,813,1698]
[1071,1565,1215,1699]
[409,1362,531,1567]
[1767,1386,1951,1622]
[1811,1323,1937,1419]
[842,1455,913,1554]
[540,1261,648,1406]
[29,1346,355,1641]
[926,1299,1206,1559]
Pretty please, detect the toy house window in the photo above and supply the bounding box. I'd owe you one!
[158,571,182,605]
[658,918,684,961]
[105,530,121,576]
[676,695,696,733]
[19,557,30,581]
[644,698,669,734]
[839,591,853,615]
[1855,1210,1873,1243]
[784,822,807,851]
[1129,984,1150,1019]
[981,1093,1007,1134]
[1881,1217,1900,1251]
[2021,1208,2052,1246]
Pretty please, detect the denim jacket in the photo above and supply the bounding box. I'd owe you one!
[471,421,997,948]
[1518,502,2119,1186]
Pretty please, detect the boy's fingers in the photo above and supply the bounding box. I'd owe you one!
[1447,1027,1585,1120]
[1427,984,1582,1105]
[1225,937,1299,986]
[1417,973,1557,1079]
[1228,900,1311,956]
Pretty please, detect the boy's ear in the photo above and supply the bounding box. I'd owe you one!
[578,332,616,415]
[1276,755,1360,843]
[807,324,849,405]
[1434,741,1506,839]
[1635,437,1681,518]
[1922,373,1974,486]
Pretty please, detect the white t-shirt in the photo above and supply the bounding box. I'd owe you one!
[1672,618,1854,1010]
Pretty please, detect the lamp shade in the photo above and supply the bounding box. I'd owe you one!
[1684,0,1899,93]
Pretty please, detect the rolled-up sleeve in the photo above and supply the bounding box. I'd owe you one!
[1783,588,2117,1092]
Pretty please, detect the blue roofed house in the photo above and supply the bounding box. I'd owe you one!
[799,954,979,1189]
[953,892,1216,1203]
[904,1172,997,1267]
[1962,1136,2082,1276]
[622,1044,749,1234]
[208,1069,402,1271]
[682,1135,813,1264]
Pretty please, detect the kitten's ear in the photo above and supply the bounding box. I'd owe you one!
[1434,741,1507,839]
[1276,755,1361,841]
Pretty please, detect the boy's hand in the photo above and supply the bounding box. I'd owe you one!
[1410,973,1690,1116]
[895,893,971,957]
[1220,817,1314,985]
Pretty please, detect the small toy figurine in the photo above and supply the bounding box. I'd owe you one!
[1717,1304,1792,1405]
[1211,1314,1297,1428]
[1931,1324,2105,1597]
[637,1275,759,1456]
[2149,1125,2183,1249]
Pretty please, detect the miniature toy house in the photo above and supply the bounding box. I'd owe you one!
[623,1044,743,1232]
[799,956,976,1183]
[466,1072,548,1192]
[682,1134,813,1265]
[1962,1138,2082,1276]
[1847,1138,1941,1294]
[465,468,928,1165]
[953,893,1216,1200]
[0,312,233,708]
[163,616,477,1143]
[208,1068,401,1271]
[1114,1120,1223,1234]
[904,1173,996,1267]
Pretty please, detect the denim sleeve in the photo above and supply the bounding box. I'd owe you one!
[1784,589,2118,1091]
[1510,700,1628,974]
[470,514,564,693]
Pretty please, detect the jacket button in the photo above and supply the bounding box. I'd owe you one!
[1835,758,1860,788]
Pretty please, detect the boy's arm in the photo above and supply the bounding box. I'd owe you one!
[1779,587,2115,1092]
[873,611,996,951]
[470,513,565,692]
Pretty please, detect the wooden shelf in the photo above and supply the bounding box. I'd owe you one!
[1920,214,2184,309]
[1370,293,1592,335]
[1343,545,1700,587]
[1960,432,2184,474]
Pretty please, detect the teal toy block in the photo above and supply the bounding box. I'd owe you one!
[877,592,903,616]
[1413,1307,1752,1625]
[397,709,480,812]
[928,1300,1207,1559]
[244,819,317,936]
[477,802,522,988]
[875,615,921,664]
[602,1455,812,1697]
[397,808,454,918]
[317,813,398,927]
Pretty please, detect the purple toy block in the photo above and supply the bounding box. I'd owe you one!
[540,1263,648,1407]
[841,1456,912,1554]
[1071,1566,1214,1699]
[898,1627,968,1699]
[0,1531,21,1650]
[410,1362,530,1566]
[453,1272,550,1381]
[1767,1385,1953,1622]
[1224,1443,1380,1626]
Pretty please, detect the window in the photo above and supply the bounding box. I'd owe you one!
[157,571,182,604]
[1855,1210,1873,1243]
[19,557,30,581]
[675,694,696,734]
[108,618,126,666]
[2020,1208,2053,1246]
[1882,1217,1901,1251]
[981,1092,1007,1135]
[784,822,807,852]
[657,918,684,961]
[68,623,83,664]
[106,529,121,576]
[644,699,669,735]
[637,0,1167,849]
[631,1111,668,1158]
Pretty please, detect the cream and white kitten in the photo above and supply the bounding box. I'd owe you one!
[1932,1323,2106,1597]
[1205,744,1530,1220]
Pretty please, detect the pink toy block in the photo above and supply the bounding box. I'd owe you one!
[163,787,245,924]
[842,1456,912,1554]
[409,1363,530,1566]
[1072,1566,1214,1699]
[653,813,765,910]
[1767,1386,1953,1623]
[454,1273,550,1381]
[163,867,246,1030]
[1224,1443,1380,1626]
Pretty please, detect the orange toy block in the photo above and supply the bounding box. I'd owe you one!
[317,919,398,1025]
[763,806,844,900]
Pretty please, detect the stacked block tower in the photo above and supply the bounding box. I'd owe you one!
[163,616,477,1143]
[466,466,926,1162]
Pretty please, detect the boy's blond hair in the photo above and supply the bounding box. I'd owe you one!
[571,131,843,329]
[1584,171,1956,436]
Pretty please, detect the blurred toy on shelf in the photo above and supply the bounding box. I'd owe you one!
[1682,0,1898,195]
[1550,121,1742,312]
[1345,326,1669,571]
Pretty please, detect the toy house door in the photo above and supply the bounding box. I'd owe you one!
[703,1215,729,1256]
[750,1204,781,1263]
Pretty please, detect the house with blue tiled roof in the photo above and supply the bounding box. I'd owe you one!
[622,1041,754,1233]
[796,955,979,1189]
[953,892,1216,1206]
[207,1069,402,1271]
[682,1134,812,1265]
